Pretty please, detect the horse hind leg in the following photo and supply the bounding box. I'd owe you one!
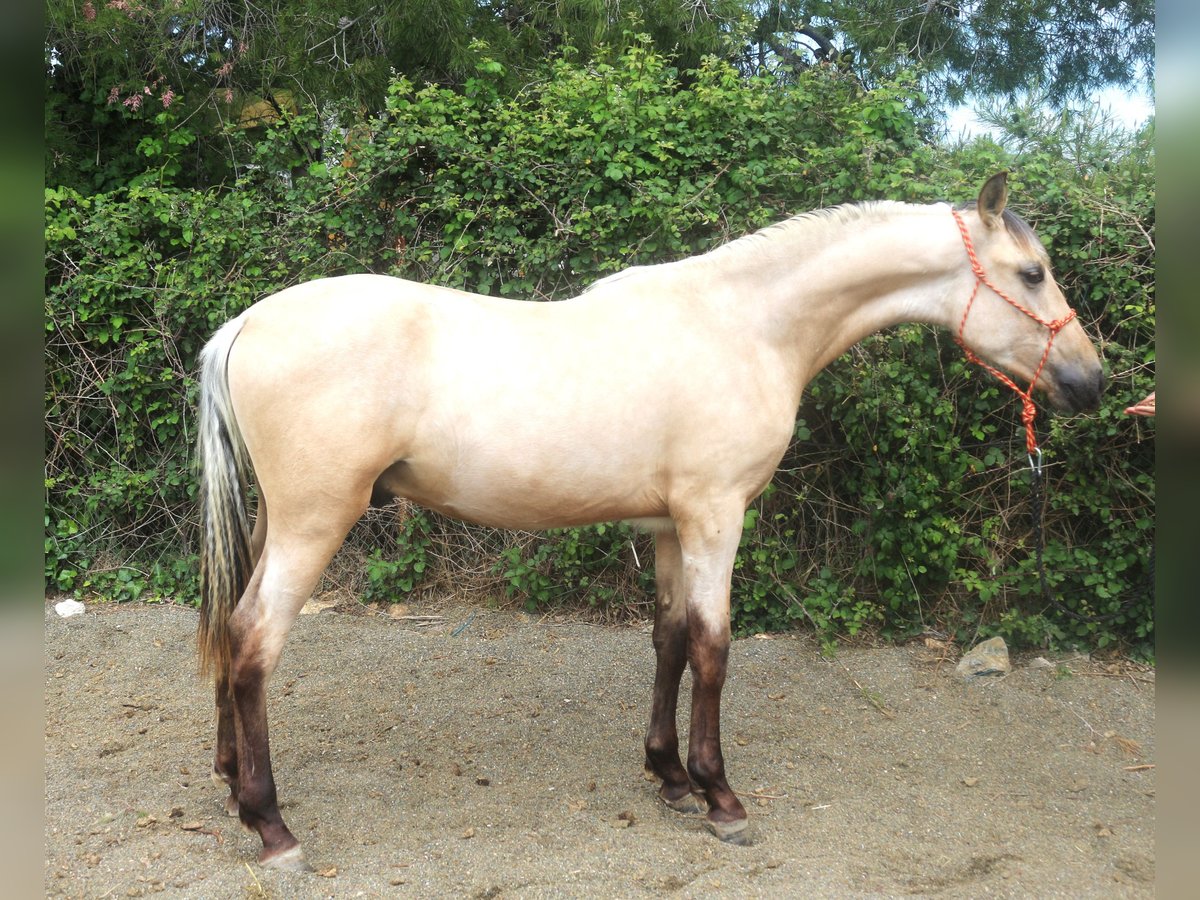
[213,500,269,819]
[644,527,706,815]
[226,499,366,871]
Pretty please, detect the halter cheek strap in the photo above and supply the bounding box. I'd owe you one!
[950,208,1077,459]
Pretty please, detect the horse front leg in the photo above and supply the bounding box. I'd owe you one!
[677,506,750,844]
[644,528,706,814]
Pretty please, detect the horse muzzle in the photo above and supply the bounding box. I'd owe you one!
[1047,362,1105,414]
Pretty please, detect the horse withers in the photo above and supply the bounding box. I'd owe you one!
[196,173,1103,869]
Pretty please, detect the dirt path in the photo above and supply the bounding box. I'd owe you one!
[45,601,1154,898]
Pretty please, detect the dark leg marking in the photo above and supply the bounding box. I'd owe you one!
[644,530,707,814]
[687,629,749,844]
[230,652,310,871]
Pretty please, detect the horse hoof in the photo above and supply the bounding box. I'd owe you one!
[259,845,312,873]
[660,788,707,815]
[223,795,239,817]
[705,817,751,845]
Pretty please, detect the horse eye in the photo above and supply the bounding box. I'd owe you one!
[1021,265,1045,286]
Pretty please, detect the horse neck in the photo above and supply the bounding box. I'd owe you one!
[704,204,971,395]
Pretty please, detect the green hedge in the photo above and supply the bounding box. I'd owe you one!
[44,44,1154,652]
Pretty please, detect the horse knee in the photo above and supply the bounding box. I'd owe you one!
[687,630,729,681]
[652,623,687,659]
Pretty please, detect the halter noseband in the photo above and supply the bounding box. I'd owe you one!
[950,208,1077,460]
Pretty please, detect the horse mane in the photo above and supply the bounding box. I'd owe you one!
[704,201,917,260]
[583,202,914,294]
[582,198,1042,294]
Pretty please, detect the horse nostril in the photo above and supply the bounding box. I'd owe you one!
[1058,365,1104,413]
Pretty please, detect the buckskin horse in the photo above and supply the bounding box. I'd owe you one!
[196,174,1104,869]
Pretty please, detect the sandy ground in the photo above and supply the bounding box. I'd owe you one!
[45,600,1154,898]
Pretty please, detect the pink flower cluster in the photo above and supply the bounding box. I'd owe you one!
[104,81,177,111]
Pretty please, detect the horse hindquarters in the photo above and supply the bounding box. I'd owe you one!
[198,317,372,870]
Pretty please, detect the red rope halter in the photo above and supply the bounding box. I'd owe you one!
[950,208,1077,457]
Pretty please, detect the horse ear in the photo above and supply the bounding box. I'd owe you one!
[977,172,1008,228]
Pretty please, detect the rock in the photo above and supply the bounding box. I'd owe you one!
[54,598,85,618]
[955,636,1012,679]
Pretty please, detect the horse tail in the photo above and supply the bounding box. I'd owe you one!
[196,315,253,682]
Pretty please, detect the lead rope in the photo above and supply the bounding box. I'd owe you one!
[1028,452,1148,625]
[950,209,1145,625]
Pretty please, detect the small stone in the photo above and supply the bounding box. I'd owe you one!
[962,776,980,787]
[55,598,86,617]
[461,827,475,839]
[955,636,1012,679]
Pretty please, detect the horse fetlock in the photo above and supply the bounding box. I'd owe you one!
[644,738,681,769]
[686,755,726,790]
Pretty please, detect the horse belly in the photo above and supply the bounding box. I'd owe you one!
[384,424,667,530]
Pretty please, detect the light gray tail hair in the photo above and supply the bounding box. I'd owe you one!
[196,316,252,682]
